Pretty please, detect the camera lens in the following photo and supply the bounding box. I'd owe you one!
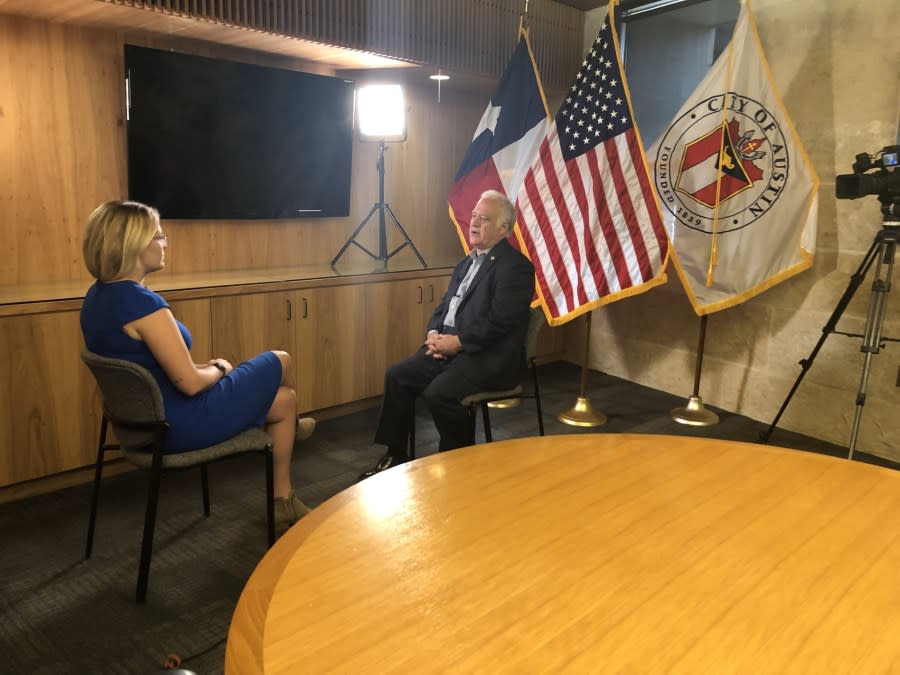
[835,173,863,199]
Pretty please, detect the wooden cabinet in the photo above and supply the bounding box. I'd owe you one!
[0,310,101,484]
[208,275,452,414]
[361,277,448,403]
[0,272,451,491]
[295,285,374,411]
[210,292,295,370]
[420,276,451,330]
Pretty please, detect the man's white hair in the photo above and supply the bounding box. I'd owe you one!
[479,189,516,229]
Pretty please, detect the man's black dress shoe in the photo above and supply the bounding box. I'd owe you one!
[358,451,407,481]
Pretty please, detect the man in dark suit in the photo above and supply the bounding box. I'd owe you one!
[360,190,535,479]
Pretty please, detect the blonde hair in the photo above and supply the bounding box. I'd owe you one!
[82,201,160,282]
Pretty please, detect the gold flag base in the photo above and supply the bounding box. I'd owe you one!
[487,398,521,409]
[558,397,607,427]
[671,396,719,427]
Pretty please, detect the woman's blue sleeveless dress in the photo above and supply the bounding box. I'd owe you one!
[81,280,282,454]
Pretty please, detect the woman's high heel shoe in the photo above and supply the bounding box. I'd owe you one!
[274,489,311,538]
[296,416,316,441]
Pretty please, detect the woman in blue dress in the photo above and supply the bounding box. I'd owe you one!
[81,200,313,537]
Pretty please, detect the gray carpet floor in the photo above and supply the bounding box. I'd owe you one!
[0,361,894,674]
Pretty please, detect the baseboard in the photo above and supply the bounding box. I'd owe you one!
[0,458,135,505]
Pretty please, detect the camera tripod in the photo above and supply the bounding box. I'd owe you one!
[331,141,426,271]
[761,220,898,458]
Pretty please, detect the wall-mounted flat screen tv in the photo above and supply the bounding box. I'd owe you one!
[125,45,354,219]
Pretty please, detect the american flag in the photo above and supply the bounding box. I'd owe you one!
[516,7,669,325]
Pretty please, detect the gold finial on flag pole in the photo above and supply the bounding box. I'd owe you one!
[671,315,719,426]
[558,311,607,427]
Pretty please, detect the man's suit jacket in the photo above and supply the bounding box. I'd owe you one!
[427,238,535,390]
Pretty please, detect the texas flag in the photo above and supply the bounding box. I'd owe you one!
[447,28,549,252]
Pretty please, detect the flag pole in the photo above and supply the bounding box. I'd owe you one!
[558,311,607,427]
[670,315,719,426]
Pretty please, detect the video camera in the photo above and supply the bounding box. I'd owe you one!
[835,145,900,218]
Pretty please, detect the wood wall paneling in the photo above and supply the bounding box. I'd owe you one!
[0,16,125,287]
[0,13,475,296]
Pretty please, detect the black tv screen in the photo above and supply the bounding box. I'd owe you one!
[125,45,354,219]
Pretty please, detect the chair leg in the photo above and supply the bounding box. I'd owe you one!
[531,359,545,436]
[85,416,109,560]
[264,447,275,548]
[408,423,416,460]
[200,464,210,517]
[136,443,165,604]
[481,403,493,443]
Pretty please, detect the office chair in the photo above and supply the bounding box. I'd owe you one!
[409,307,546,457]
[81,349,275,603]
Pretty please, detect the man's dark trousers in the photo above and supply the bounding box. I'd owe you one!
[374,348,480,456]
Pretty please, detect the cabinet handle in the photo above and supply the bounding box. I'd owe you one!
[417,285,423,304]
[286,299,292,321]
[428,284,434,303]
[303,297,308,319]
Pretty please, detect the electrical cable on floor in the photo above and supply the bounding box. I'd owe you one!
[163,635,226,670]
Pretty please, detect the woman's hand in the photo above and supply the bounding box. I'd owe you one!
[208,358,234,375]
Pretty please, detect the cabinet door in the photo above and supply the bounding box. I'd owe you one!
[355,275,453,408]
[294,285,372,411]
[0,311,101,485]
[399,275,451,357]
[210,292,294,367]
[363,279,428,399]
[420,275,451,328]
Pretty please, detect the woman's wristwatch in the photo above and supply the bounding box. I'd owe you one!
[212,361,227,377]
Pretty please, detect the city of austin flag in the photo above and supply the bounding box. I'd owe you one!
[649,0,819,315]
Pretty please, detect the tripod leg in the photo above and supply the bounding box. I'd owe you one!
[848,236,895,459]
[331,204,381,268]
[760,235,882,443]
[383,203,428,268]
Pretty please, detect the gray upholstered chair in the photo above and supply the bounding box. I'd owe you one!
[409,307,546,457]
[81,349,275,603]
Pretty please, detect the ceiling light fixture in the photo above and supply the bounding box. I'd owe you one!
[429,68,450,102]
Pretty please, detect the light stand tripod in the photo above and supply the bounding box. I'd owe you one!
[761,219,898,458]
[331,140,426,271]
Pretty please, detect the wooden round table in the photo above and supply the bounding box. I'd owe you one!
[226,434,900,673]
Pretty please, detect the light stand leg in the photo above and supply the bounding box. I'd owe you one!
[848,231,896,459]
[330,203,380,267]
[331,141,427,271]
[383,203,427,269]
[760,231,883,443]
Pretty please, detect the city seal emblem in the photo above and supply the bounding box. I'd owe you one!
[654,93,789,234]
